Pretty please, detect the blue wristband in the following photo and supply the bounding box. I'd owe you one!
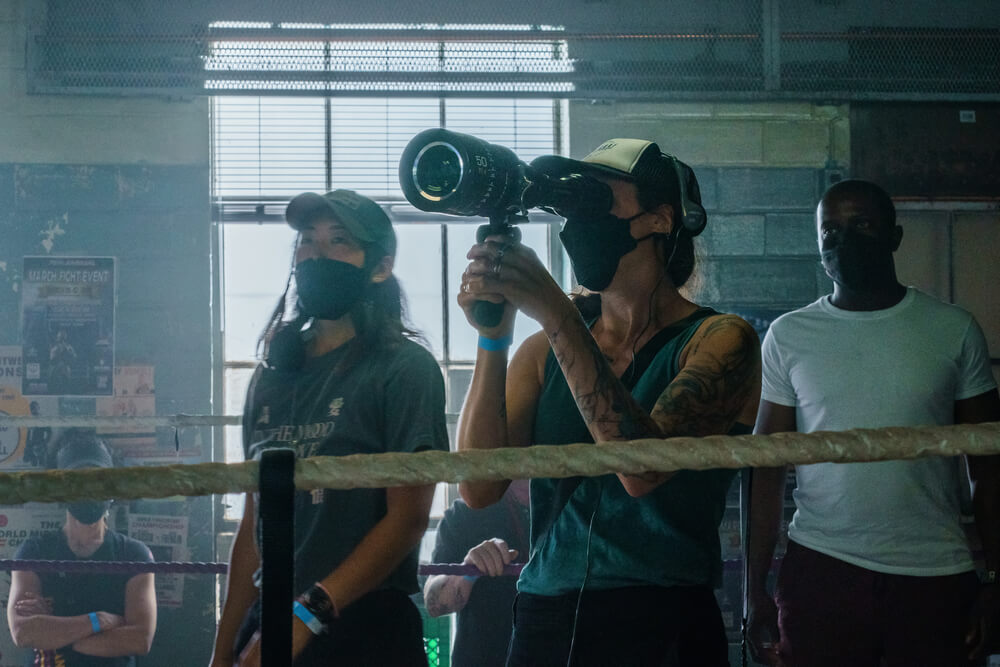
[478,334,512,352]
[462,575,480,582]
[293,600,326,635]
[88,611,101,633]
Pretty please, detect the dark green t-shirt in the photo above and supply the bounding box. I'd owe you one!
[243,337,448,596]
[519,308,738,596]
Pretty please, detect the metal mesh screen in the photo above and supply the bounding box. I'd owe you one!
[27,1,1000,101]
[781,28,1000,97]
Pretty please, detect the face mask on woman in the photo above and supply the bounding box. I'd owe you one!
[559,212,657,291]
[294,257,367,321]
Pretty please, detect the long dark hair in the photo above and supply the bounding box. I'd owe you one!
[257,242,422,373]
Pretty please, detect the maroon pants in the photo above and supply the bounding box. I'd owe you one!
[775,540,980,667]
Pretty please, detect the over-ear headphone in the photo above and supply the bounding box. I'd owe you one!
[662,154,707,237]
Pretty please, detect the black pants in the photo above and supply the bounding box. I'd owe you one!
[507,585,729,667]
[235,589,426,666]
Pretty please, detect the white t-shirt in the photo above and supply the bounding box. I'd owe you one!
[761,287,997,575]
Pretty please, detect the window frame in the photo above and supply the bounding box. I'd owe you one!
[211,97,569,530]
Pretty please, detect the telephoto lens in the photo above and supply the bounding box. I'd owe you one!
[399,128,529,218]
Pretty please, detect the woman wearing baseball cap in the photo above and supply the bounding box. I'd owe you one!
[457,139,762,665]
[210,189,448,666]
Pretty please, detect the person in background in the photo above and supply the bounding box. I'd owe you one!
[8,429,157,667]
[747,179,1000,667]
[209,189,448,666]
[456,138,761,665]
[424,479,530,667]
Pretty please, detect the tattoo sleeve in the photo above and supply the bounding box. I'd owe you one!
[547,312,759,447]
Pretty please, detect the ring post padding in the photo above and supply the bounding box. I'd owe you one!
[259,448,296,666]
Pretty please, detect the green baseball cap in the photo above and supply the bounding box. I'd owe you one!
[285,189,397,258]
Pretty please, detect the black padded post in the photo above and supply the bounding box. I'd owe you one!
[259,447,296,666]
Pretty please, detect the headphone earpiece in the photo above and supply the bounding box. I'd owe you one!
[664,154,707,237]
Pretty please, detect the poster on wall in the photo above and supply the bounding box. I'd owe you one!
[127,513,188,608]
[0,347,58,470]
[20,256,116,397]
[96,365,157,464]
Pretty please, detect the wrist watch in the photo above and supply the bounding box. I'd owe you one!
[300,583,337,626]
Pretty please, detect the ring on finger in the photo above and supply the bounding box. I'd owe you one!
[492,257,503,277]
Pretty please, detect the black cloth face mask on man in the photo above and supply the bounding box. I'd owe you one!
[820,228,895,291]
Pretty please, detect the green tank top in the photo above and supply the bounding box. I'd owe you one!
[518,307,740,596]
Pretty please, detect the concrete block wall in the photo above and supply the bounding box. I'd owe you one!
[1,2,215,665]
[569,101,847,315]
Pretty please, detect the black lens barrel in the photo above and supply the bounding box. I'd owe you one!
[399,128,613,219]
[399,128,527,217]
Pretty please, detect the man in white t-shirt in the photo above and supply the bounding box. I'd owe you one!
[746,179,1000,667]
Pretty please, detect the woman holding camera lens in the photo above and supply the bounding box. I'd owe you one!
[209,190,448,667]
[456,139,761,666]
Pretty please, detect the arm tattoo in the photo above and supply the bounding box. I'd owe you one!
[549,313,757,448]
[650,317,758,438]
[549,313,660,441]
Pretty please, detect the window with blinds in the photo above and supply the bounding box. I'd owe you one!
[212,30,570,521]
[213,97,560,200]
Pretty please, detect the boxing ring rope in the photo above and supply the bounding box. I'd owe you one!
[0,420,997,505]
[2,418,996,661]
[0,559,524,577]
[0,414,242,428]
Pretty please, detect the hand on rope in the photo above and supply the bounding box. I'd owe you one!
[463,538,519,578]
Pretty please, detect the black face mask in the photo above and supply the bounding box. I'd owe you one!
[68,500,110,525]
[295,258,367,321]
[559,212,651,291]
[820,228,895,291]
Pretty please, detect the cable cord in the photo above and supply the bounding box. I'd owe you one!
[565,484,603,666]
[741,469,752,667]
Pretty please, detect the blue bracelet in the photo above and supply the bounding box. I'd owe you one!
[88,611,101,633]
[478,334,512,352]
[293,600,326,635]
[462,575,480,582]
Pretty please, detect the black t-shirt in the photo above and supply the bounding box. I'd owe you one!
[431,496,530,667]
[14,529,154,667]
[244,337,449,596]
